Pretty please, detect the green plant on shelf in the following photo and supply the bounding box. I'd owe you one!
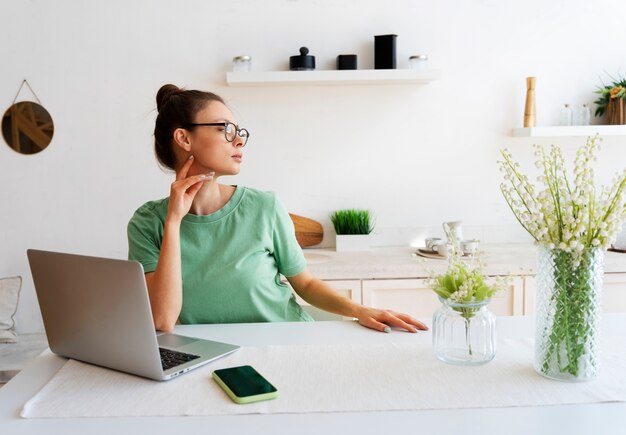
[593,73,626,117]
[329,209,374,235]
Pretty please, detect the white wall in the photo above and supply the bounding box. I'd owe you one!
[1,0,625,333]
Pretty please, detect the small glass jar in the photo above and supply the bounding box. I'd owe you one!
[409,55,428,70]
[432,297,496,365]
[560,104,573,126]
[232,56,252,73]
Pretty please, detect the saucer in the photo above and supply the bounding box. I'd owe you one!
[413,247,471,260]
[414,248,446,260]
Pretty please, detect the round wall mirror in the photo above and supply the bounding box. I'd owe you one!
[2,101,54,155]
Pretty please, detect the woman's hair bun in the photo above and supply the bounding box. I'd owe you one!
[156,84,183,112]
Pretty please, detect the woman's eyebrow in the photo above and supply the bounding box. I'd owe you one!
[210,118,234,124]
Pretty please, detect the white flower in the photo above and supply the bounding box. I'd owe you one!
[499,135,626,251]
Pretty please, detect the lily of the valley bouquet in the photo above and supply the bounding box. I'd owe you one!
[499,135,626,257]
[498,135,626,380]
[428,241,509,319]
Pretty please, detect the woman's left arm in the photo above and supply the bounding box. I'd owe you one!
[287,268,428,333]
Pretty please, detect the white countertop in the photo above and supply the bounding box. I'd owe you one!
[304,244,626,280]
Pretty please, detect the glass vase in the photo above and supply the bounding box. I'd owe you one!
[534,246,604,382]
[432,297,496,365]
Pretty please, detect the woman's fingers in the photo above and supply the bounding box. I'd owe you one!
[176,154,195,181]
[392,312,429,331]
[174,173,213,193]
[358,317,390,333]
[358,309,429,333]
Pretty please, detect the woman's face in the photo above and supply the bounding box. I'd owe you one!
[181,101,245,176]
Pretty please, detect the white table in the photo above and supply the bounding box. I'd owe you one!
[1,315,625,435]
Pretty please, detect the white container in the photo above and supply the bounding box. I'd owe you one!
[335,234,372,252]
[232,56,252,72]
[409,55,428,70]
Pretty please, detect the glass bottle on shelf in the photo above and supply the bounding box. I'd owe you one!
[232,56,252,72]
[559,104,573,126]
[580,104,591,125]
[409,55,428,70]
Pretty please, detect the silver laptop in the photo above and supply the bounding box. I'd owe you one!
[27,249,240,381]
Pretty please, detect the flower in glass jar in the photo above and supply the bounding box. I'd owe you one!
[427,243,509,309]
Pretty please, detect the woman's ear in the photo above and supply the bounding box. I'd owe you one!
[173,128,192,152]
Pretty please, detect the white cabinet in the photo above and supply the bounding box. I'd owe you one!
[488,276,525,316]
[361,277,524,318]
[600,273,626,313]
[290,279,361,321]
[522,273,626,315]
[362,279,439,319]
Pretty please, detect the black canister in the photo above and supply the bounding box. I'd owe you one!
[374,34,397,69]
[289,47,316,71]
[336,54,357,70]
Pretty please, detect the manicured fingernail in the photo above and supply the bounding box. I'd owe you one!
[383,326,391,333]
[188,155,194,160]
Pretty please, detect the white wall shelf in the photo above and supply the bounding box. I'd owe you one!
[512,125,626,137]
[226,69,442,87]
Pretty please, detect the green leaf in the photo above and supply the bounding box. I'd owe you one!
[433,286,452,299]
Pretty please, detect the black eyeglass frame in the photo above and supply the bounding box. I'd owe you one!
[183,122,249,146]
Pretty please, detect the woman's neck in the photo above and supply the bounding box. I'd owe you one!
[188,181,236,216]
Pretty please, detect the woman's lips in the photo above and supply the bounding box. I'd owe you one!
[231,154,242,162]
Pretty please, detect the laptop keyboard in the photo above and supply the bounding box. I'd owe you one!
[159,348,201,371]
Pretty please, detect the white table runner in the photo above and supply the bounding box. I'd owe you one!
[21,337,626,418]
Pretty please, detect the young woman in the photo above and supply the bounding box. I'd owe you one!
[128,84,428,334]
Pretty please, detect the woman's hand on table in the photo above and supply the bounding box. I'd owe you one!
[354,307,429,333]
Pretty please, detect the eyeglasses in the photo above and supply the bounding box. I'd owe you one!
[183,122,249,147]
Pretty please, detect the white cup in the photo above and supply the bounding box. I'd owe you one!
[425,237,443,251]
[460,239,479,255]
[434,244,450,257]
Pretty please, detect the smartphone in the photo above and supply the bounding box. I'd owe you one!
[212,365,278,404]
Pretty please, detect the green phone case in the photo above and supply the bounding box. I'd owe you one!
[212,366,278,404]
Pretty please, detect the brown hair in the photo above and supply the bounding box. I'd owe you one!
[153,84,225,170]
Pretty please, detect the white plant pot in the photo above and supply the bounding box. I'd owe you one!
[335,234,372,252]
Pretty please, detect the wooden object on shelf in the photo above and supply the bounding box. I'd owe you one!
[607,98,626,125]
[226,69,442,87]
[511,125,626,137]
[289,213,323,247]
[523,77,536,127]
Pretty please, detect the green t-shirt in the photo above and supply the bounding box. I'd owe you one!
[127,186,313,324]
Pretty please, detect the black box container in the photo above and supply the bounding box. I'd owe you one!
[337,54,357,70]
[374,34,397,69]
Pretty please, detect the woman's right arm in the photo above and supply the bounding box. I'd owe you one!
[146,156,213,331]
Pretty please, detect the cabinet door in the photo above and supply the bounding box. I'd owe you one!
[362,277,524,318]
[361,279,440,319]
[602,273,626,313]
[524,273,626,314]
[489,276,524,316]
[289,279,361,321]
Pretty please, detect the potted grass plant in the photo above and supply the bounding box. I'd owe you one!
[330,209,374,252]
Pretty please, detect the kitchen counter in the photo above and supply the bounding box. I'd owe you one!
[303,243,626,280]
